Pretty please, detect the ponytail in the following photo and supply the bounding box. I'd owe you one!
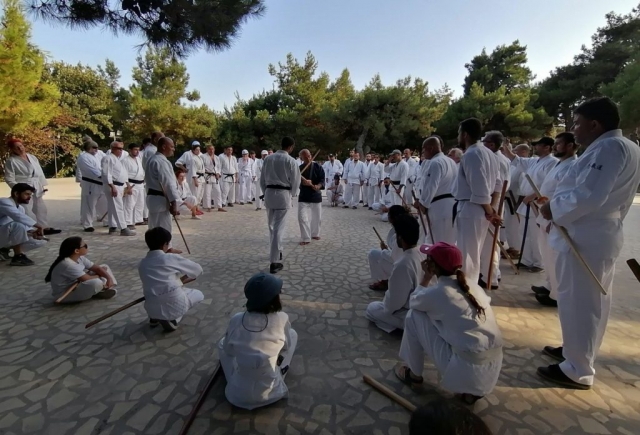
[45,237,83,283]
[455,269,486,321]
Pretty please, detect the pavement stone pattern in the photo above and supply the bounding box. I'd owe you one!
[0,178,639,435]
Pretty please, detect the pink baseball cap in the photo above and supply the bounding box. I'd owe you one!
[419,242,463,272]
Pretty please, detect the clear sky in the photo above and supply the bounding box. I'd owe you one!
[29,0,639,111]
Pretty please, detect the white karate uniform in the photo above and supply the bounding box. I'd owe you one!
[142,145,157,171]
[453,143,500,285]
[4,154,49,227]
[77,151,107,229]
[322,159,343,187]
[362,160,372,205]
[219,153,238,206]
[237,157,255,203]
[201,153,222,209]
[367,162,385,206]
[0,198,47,252]
[342,158,354,206]
[177,180,198,213]
[403,157,419,204]
[400,276,503,396]
[176,151,205,207]
[504,164,523,250]
[50,257,117,303]
[368,227,402,282]
[254,158,265,209]
[219,311,297,410]
[101,153,128,230]
[371,185,393,221]
[549,130,640,386]
[418,152,457,244]
[145,153,181,233]
[260,150,301,264]
[387,160,409,206]
[343,160,366,207]
[512,153,559,268]
[326,183,344,205]
[139,250,204,321]
[121,154,145,226]
[366,247,423,332]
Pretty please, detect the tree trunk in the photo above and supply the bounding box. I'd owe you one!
[355,127,369,158]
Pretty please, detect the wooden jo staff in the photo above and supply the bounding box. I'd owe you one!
[300,149,322,176]
[486,180,509,291]
[178,362,223,435]
[487,227,519,275]
[373,226,385,245]
[54,281,80,304]
[161,184,191,255]
[363,375,416,412]
[525,174,607,296]
[627,259,640,284]
[412,191,434,244]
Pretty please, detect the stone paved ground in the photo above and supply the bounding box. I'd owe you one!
[1,178,639,435]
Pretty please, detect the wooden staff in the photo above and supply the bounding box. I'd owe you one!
[161,185,191,254]
[486,180,509,291]
[85,297,145,329]
[178,362,222,435]
[363,375,416,412]
[99,210,108,222]
[626,259,640,284]
[487,228,519,275]
[412,191,433,244]
[54,281,80,304]
[372,226,385,244]
[525,174,607,296]
[300,149,322,176]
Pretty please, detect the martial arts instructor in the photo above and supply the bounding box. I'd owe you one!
[260,137,301,274]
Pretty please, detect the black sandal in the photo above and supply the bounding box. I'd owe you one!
[394,364,423,386]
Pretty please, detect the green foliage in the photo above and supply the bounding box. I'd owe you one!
[601,57,640,128]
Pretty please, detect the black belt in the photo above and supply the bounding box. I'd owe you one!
[223,174,235,179]
[267,185,291,190]
[432,193,453,203]
[196,172,204,178]
[452,199,469,225]
[81,176,102,186]
[113,181,124,186]
[148,188,164,197]
[128,179,144,184]
[505,197,515,215]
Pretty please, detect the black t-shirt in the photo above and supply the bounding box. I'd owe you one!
[298,162,325,203]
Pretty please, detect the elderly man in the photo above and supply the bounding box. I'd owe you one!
[102,141,135,236]
[176,141,205,211]
[342,152,366,209]
[237,149,255,205]
[447,148,463,164]
[0,184,47,265]
[122,143,146,229]
[219,146,239,207]
[385,149,409,207]
[76,136,108,232]
[260,137,301,274]
[298,149,325,245]
[254,150,268,210]
[4,139,61,235]
[201,144,225,212]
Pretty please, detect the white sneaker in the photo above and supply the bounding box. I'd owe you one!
[120,228,136,236]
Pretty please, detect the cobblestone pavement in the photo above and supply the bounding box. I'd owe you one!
[1,178,639,435]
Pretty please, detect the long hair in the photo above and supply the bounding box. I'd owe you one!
[45,237,83,283]
[454,269,486,321]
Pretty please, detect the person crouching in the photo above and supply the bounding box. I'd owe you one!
[218,272,298,410]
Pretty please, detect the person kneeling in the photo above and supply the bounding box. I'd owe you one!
[218,272,298,410]
[326,174,344,206]
[176,168,201,220]
[368,205,409,291]
[45,237,117,302]
[395,242,503,404]
[366,214,423,332]
[139,227,204,332]
[371,177,393,221]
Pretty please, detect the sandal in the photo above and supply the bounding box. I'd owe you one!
[454,393,483,405]
[394,364,423,386]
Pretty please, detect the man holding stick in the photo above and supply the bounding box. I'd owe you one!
[537,97,640,389]
[297,149,325,245]
[385,150,409,207]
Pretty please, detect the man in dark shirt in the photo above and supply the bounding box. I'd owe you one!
[298,149,325,245]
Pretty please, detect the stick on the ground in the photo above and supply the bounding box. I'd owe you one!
[363,375,416,412]
[178,362,223,435]
[372,226,384,244]
[300,149,322,175]
[487,228,519,275]
[525,174,607,296]
[54,281,80,304]
[486,180,509,290]
[626,259,640,284]
[85,297,145,329]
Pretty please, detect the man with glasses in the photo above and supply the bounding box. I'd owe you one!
[102,141,136,236]
[77,136,108,232]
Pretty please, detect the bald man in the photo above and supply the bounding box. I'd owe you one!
[297,149,325,244]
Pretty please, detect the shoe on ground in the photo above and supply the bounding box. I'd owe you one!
[120,228,136,236]
[191,215,201,220]
[93,288,117,299]
[159,319,179,332]
[84,227,95,233]
[312,236,320,240]
[368,207,373,210]
[247,201,253,205]
[43,228,62,235]
[531,285,550,296]
[10,254,34,266]
[149,319,159,328]
[536,293,558,307]
[527,266,544,273]
[536,364,590,390]
[0,248,12,261]
[135,222,147,226]
[256,207,261,211]
[127,225,136,230]
[352,206,357,209]
[542,346,565,362]
[270,263,284,274]
[109,227,117,234]
[343,206,349,209]
[478,277,498,290]
[227,203,234,207]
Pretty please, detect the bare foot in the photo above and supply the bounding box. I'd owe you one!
[299,241,310,246]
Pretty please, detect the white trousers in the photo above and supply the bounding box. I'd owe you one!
[80,181,105,229]
[519,208,543,268]
[480,229,501,286]
[404,180,414,205]
[538,226,558,299]
[326,190,343,205]
[239,175,253,203]
[298,202,321,242]
[105,185,127,230]
[59,264,117,304]
[368,183,381,207]
[455,202,490,285]
[189,178,204,207]
[389,186,405,207]
[148,211,172,233]
[0,222,47,252]
[178,195,197,214]
[254,179,263,208]
[346,184,361,207]
[368,249,394,281]
[267,208,288,264]
[362,185,370,205]
[123,184,145,225]
[235,181,241,203]
[399,309,503,396]
[504,198,520,250]
[370,203,389,221]
[343,183,353,206]
[556,251,614,386]
[22,193,49,228]
[143,194,148,219]
[220,181,235,206]
[365,301,406,333]
[203,181,222,209]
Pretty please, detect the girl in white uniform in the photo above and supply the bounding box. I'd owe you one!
[218,273,298,410]
[45,237,117,303]
[395,242,503,404]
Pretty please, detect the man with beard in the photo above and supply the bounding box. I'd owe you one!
[385,149,409,207]
[201,144,225,212]
[367,154,385,209]
[219,146,239,207]
[175,141,206,212]
[342,149,355,206]
[403,148,419,205]
[77,136,108,232]
[102,141,136,236]
[342,152,366,209]
[297,149,325,245]
[362,153,373,207]
[122,143,146,229]
[322,154,343,195]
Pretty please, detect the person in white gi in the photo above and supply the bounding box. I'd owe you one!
[371,177,394,221]
[368,205,409,291]
[260,137,301,274]
[326,174,345,206]
[297,149,325,245]
[142,133,162,171]
[140,136,157,223]
[453,118,501,286]
[366,214,423,332]
[219,146,238,207]
[145,137,182,251]
[362,153,373,207]
[342,150,355,206]
[395,242,503,404]
[367,154,385,208]
[385,149,409,206]
[175,168,201,219]
[219,272,297,410]
[403,148,418,205]
[0,183,47,266]
[76,137,108,232]
[254,150,268,210]
[503,137,558,272]
[503,143,531,258]
[447,148,463,164]
[322,154,343,195]
[237,149,255,204]
[524,133,579,307]
[415,136,457,245]
[175,141,205,211]
[249,150,257,200]
[139,227,204,332]
[45,236,118,302]
[121,143,146,229]
[4,139,60,234]
[342,152,366,209]
[102,141,135,236]
[201,144,225,212]
[537,97,640,389]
